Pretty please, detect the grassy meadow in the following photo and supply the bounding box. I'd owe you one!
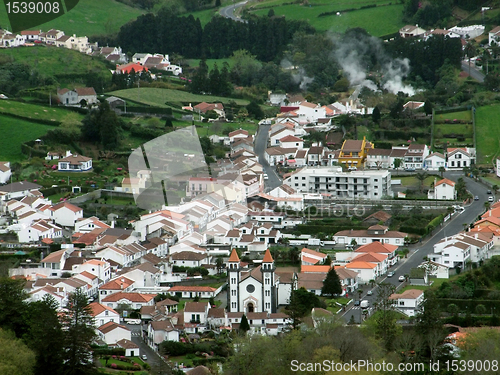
[247,2,404,35]
[0,0,144,36]
[0,45,110,78]
[0,115,53,161]
[108,88,250,107]
[0,100,84,123]
[475,104,500,166]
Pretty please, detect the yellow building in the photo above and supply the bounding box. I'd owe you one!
[338,137,373,167]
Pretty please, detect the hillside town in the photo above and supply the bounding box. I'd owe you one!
[3,1,500,374]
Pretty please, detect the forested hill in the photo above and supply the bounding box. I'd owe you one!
[112,10,315,61]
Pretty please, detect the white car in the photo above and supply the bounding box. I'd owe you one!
[489,196,494,202]
[398,276,405,282]
[263,173,269,180]
[142,355,147,361]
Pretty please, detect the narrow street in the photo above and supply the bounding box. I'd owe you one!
[254,124,282,191]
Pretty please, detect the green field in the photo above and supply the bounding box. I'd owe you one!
[475,104,500,165]
[108,88,250,107]
[0,100,84,123]
[187,58,235,70]
[0,0,144,36]
[0,46,110,78]
[397,175,437,188]
[434,110,472,122]
[0,115,53,161]
[248,2,404,35]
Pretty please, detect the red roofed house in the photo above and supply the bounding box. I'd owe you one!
[300,248,327,266]
[344,261,378,283]
[389,289,424,317]
[228,129,249,143]
[447,147,475,169]
[97,321,131,345]
[279,135,304,149]
[116,62,148,74]
[98,276,135,302]
[88,302,120,327]
[101,292,156,310]
[168,285,216,299]
[193,102,225,119]
[428,178,456,200]
[57,153,92,172]
[57,87,97,106]
[48,202,84,227]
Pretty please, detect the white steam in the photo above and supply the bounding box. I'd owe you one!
[382,58,415,96]
[334,34,415,96]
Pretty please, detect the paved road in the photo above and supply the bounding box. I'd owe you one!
[341,171,489,323]
[219,1,247,22]
[254,124,282,191]
[126,323,165,370]
[461,60,485,82]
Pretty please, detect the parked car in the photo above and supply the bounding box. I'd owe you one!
[475,196,479,201]
[387,271,395,277]
[367,290,373,296]
[398,275,405,282]
[487,190,492,194]
[489,196,494,202]
[263,173,269,180]
[142,355,147,361]
[354,300,360,306]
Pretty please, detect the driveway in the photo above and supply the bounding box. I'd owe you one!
[461,60,485,82]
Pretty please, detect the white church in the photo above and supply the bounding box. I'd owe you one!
[227,249,296,314]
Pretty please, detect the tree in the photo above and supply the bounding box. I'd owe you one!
[285,287,322,328]
[321,267,342,296]
[424,100,433,116]
[60,290,97,375]
[165,117,173,128]
[493,184,499,197]
[0,328,36,375]
[393,158,403,170]
[215,256,224,275]
[81,101,122,150]
[246,101,264,119]
[374,283,401,351]
[239,314,250,334]
[415,171,428,193]
[372,105,380,123]
[0,277,29,338]
[25,295,64,375]
[438,166,446,178]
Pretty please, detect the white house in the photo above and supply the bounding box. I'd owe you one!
[344,261,378,284]
[447,147,475,169]
[399,25,426,38]
[428,178,456,200]
[48,202,84,227]
[168,286,216,299]
[18,219,62,243]
[88,302,121,327]
[147,319,179,350]
[424,152,447,171]
[0,162,11,184]
[170,251,208,268]
[490,25,500,46]
[296,101,326,124]
[300,248,327,266]
[389,289,424,317]
[101,292,156,310]
[279,135,304,149]
[0,181,42,202]
[334,226,407,247]
[57,154,93,172]
[97,321,131,345]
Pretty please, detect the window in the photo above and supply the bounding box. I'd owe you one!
[396,239,400,244]
[399,301,405,306]
[362,239,367,243]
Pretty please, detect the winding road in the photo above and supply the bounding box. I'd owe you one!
[254,124,282,191]
[219,1,247,22]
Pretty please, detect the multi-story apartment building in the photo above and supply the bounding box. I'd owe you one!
[284,167,392,199]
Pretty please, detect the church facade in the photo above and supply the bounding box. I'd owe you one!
[227,249,296,314]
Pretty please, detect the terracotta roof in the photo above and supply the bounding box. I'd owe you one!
[98,321,129,334]
[228,248,240,262]
[355,242,398,254]
[345,261,377,269]
[99,276,134,290]
[168,286,216,292]
[49,201,83,213]
[301,265,330,273]
[171,251,207,261]
[342,140,363,152]
[101,292,156,303]
[58,154,91,163]
[184,302,208,313]
[389,289,423,300]
[207,307,225,318]
[116,339,139,349]
[262,249,274,263]
[436,178,455,187]
[88,302,119,317]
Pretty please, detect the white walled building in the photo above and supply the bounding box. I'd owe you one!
[428,178,456,200]
[284,167,392,199]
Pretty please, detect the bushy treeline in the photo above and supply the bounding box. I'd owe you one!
[114,11,314,61]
